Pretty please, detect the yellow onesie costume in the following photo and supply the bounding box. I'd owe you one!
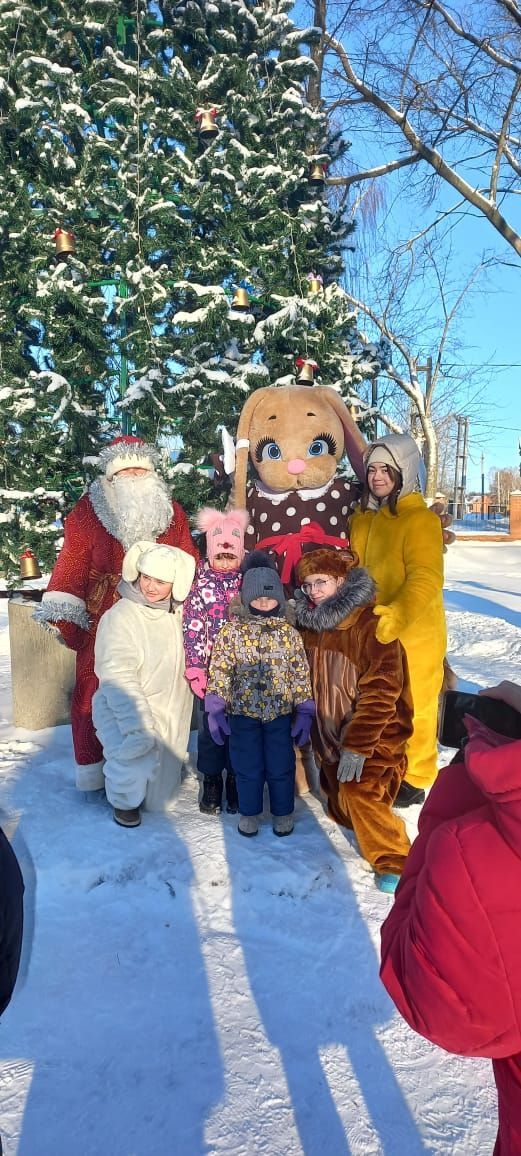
[350,436,446,791]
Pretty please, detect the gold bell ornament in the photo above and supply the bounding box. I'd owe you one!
[295,357,319,386]
[306,272,323,294]
[308,162,326,186]
[195,107,219,141]
[231,287,251,311]
[20,550,42,581]
[54,228,76,256]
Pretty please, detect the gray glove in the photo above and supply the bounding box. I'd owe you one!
[337,750,365,783]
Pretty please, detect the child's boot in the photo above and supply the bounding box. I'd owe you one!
[273,813,294,837]
[225,771,239,814]
[377,872,400,894]
[238,815,259,837]
[199,773,223,815]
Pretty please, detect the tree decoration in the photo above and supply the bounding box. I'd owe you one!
[195,107,219,141]
[20,550,42,581]
[306,272,323,294]
[295,357,319,385]
[308,162,327,186]
[54,229,76,257]
[230,287,251,311]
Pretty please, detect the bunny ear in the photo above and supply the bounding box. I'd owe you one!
[121,541,157,582]
[196,507,223,533]
[232,388,271,509]
[171,550,196,602]
[313,387,367,481]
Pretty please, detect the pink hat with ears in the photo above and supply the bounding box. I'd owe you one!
[196,507,250,568]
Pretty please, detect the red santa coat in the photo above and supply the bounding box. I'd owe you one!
[380,727,521,1155]
[36,484,198,779]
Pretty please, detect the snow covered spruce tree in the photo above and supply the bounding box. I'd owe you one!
[0,0,192,575]
[159,0,385,509]
[0,0,383,575]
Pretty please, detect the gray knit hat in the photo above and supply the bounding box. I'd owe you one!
[241,551,284,609]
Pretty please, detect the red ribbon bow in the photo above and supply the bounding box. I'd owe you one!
[256,522,348,583]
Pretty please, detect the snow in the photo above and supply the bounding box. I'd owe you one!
[0,542,519,1153]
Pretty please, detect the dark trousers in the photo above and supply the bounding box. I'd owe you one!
[228,714,295,817]
[197,705,233,778]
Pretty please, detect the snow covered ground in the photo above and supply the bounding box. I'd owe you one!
[0,541,519,1156]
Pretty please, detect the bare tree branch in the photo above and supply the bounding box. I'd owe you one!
[490,72,521,199]
[327,154,419,186]
[496,0,521,29]
[324,31,521,256]
[413,0,520,74]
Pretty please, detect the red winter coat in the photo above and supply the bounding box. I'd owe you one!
[380,725,521,1155]
[35,484,198,771]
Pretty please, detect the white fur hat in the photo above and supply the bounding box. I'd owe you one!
[122,541,196,601]
[98,436,160,481]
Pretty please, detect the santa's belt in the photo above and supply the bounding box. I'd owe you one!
[256,522,348,583]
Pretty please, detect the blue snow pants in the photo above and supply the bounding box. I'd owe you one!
[197,705,233,778]
[228,713,295,817]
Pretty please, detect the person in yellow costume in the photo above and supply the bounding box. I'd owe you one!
[349,434,446,806]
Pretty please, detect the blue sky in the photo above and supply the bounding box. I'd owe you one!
[290,2,521,492]
[418,199,521,490]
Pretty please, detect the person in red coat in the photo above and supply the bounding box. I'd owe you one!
[35,436,198,793]
[380,680,521,1156]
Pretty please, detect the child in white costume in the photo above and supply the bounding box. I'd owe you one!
[92,541,196,826]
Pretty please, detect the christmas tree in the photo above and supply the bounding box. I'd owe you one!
[0,0,384,576]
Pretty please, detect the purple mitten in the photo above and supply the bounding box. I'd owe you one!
[204,693,231,746]
[291,699,316,747]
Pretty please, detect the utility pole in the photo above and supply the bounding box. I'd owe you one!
[453,415,462,519]
[452,414,469,520]
[481,452,485,520]
[460,416,469,520]
[416,356,433,490]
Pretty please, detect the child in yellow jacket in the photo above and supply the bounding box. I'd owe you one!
[349,434,446,804]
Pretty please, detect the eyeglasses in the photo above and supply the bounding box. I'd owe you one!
[301,578,334,594]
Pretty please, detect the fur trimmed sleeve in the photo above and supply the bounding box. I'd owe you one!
[33,501,93,649]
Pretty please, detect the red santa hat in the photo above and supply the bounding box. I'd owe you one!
[98,436,160,481]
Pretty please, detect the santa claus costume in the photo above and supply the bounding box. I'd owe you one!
[34,436,198,791]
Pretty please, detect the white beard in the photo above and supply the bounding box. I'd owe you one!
[109,473,172,550]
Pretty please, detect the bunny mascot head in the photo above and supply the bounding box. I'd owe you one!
[231,383,367,587]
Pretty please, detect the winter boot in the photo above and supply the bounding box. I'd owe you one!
[394,781,426,808]
[225,771,239,814]
[377,872,400,895]
[113,806,141,828]
[238,815,259,837]
[199,773,223,815]
[273,813,294,837]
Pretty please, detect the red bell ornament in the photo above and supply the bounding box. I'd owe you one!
[295,357,319,385]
